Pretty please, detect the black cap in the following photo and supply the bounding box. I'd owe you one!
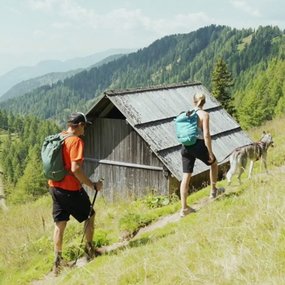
[67,112,92,125]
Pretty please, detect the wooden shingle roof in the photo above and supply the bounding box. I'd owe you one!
[87,82,252,180]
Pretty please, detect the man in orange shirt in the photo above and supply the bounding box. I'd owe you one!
[48,112,103,275]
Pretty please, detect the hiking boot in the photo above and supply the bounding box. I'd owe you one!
[52,256,62,277]
[180,206,196,218]
[210,187,225,199]
[84,242,96,261]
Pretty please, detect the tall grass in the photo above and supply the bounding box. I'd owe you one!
[0,116,285,285]
[52,167,285,285]
[0,185,187,284]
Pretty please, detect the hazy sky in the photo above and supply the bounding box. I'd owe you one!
[0,0,284,75]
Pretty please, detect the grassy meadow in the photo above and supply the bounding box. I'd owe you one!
[0,116,285,285]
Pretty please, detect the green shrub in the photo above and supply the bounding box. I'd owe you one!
[143,193,179,209]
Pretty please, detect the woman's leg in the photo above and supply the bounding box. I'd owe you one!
[180,172,192,209]
[210,160,218,192]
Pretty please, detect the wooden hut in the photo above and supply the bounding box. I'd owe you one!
[83,82,252,201]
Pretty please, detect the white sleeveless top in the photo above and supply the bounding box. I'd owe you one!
[194,107,204,140]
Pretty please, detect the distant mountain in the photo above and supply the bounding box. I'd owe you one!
[0,49,135,97]
[1,25,284,128]
[0,53,126,102]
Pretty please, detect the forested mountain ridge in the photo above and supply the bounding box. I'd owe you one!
[0,48,133,97]
[0,25,284,126]
[0,70,81,103]
[0,53,126,103]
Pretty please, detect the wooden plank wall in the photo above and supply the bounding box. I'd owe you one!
[83,118,170,201]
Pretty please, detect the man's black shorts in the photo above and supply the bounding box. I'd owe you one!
[49,187,95,223]
[181,139,216,173]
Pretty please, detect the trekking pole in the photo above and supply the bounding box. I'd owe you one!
[71,179,103,267]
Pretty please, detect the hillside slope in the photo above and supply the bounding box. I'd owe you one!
[1,116,285,285]
[58,167,285,285]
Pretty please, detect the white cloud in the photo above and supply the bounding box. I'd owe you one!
[52,21,73,29]
[26,0,213,37]
[2,0,282,75]
[8,6,23,16]
[28,0,59,12]
[33,29,45,38]
[60,1,94,23]
[231,0,261,17]
[149,12,214,35]
[20,1,217,61]
[57,7,212,39]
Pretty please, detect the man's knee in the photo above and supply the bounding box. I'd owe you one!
[55,221,67,232]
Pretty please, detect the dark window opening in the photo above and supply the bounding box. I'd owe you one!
[104,106,125,119]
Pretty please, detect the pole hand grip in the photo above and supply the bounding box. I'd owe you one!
[93,177,104,191]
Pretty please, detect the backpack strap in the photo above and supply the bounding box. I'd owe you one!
[186,109,197,117]
[59,133,77,177]
[59,133,76,142]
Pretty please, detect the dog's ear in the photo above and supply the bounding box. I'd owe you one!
[263,131,266,135]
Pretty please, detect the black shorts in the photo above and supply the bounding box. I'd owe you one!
[181,139,216,173]
[49,187,95,223]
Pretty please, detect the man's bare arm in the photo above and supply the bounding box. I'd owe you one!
[71,161,103,191]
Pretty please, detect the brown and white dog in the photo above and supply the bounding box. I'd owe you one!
[226,132,274,184]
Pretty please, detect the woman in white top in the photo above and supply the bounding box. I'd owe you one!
[180,93,223,217]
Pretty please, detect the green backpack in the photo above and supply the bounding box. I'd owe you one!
[41,133,74,181]
[174,110,199,146]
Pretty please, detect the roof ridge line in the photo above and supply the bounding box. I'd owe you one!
[105,81,202,96]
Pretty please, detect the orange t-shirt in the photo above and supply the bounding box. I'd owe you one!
[48,132,84,191]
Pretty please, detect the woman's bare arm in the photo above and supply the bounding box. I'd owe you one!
[202,112,215,163]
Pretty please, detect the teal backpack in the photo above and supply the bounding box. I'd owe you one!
[41,133,74,181]
[175,110,199,146]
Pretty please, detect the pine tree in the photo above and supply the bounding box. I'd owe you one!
[211,58,235,115]
[11,147,47,203]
